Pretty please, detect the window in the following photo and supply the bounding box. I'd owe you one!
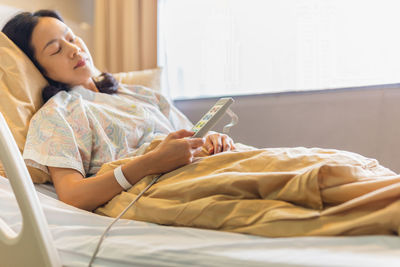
[158,0,400,100]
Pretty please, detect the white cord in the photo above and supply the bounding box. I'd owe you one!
[223,108,239,134]
[88,174,162,267]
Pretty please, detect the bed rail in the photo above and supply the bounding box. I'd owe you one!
[0,112,61,267]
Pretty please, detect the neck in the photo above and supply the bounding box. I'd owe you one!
[82,78,99,92]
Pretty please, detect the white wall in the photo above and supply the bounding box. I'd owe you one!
[174,84,400,173]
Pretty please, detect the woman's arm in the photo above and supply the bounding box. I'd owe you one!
[50,129,204,211]
[49,152,155,211]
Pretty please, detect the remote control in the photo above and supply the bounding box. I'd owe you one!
[191,97,234,138]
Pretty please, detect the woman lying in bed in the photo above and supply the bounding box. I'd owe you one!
[2,10,235,211]
[4,9,400,238]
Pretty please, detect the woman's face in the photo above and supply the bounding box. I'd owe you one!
[31,17,95,86]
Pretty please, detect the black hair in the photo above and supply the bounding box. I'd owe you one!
[2,10,118,103]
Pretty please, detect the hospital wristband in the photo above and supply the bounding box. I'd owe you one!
[114,166,132,190]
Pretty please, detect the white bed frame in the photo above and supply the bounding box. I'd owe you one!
[0,112,61,267]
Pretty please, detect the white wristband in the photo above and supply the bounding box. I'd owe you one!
[114,166,132,190]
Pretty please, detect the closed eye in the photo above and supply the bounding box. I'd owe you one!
[51,46,61,56]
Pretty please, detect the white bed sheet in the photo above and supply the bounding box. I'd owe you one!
[1,177,400,267]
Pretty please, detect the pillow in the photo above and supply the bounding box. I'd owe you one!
[0,32,51,183]
[113,67,162,92]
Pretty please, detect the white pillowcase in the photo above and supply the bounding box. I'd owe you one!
[113,67,162,92]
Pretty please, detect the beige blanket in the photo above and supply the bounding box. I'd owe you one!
[95,143,400,237]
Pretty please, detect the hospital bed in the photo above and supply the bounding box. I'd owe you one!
[1,5,400,267]
[2,106,400,267]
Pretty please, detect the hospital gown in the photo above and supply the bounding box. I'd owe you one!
[23,85,193,177]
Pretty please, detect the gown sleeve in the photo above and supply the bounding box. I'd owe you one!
[23,92,92,177]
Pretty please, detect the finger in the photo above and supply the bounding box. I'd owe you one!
[188,137,205,148]
[230,140,236,150]
[169,129,195,140]
[221,134,231,151]
[207,144,214,154]
[204,136,214,153]
[192,146,204,156]
[221,136,231,151]
[211,134,222,153]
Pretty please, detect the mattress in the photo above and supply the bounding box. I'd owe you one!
[1,176,400,267]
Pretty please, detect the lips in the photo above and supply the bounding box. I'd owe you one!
[74,59,86,69]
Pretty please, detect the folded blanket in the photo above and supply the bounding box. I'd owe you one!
[95,142,400,237]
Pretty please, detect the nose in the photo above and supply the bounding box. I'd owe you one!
[66,41,81,58]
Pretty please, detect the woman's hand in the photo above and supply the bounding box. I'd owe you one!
[203,131,236,155]
[147,129,205,174]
